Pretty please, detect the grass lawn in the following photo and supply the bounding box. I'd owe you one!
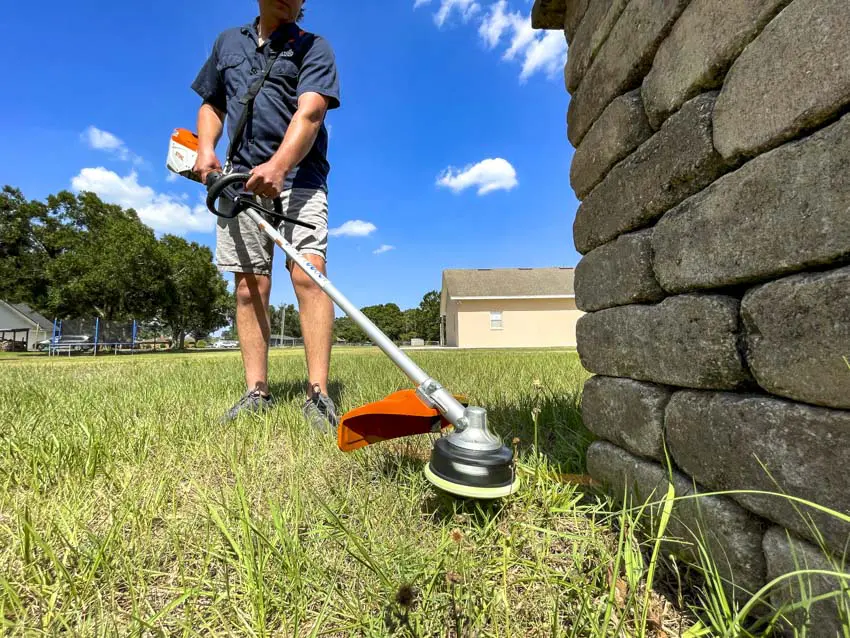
[0,347,817,636]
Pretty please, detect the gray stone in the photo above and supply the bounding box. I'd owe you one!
[652,112,850,292]
[714,0,850,161]
[642,0,792,129]
[563,0,589,41]
[763,527,850,636]
[581,376,672,460]
[587,441,768,600]
[570,90,653,199]
[666,391,850,556]
[576,294,752,390]
[575,230,665,312]
[573,92,730,255]
[565,0,625,94]
[567,0,692,147]
[531,0,567,30]
[742,267,850,410]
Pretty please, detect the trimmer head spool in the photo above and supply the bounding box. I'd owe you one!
[424,406,520,499]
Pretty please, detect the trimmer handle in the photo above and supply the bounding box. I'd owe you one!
[204,171,317,231]
[205,171,252,218]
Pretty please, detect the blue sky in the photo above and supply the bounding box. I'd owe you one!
[0,0,579,312]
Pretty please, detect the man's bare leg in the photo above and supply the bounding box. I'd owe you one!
[235,272,272,394]
[290,254,334,395]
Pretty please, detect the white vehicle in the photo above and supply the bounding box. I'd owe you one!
[214,340,239,349]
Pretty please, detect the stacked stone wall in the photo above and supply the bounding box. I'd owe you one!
[533,0,850,631]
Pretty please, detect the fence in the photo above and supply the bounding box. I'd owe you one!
[46,318,140,356]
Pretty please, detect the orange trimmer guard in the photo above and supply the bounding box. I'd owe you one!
[337,389,466,452]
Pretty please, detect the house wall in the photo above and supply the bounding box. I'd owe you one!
[0,304,48,351]
[444,299,459,347]
[451,298,582,348]
[545,0,850,630]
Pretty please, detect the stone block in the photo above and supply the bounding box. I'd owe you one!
[531,0,567,30]
[567,0,692,147]
[763,527,850,636]
[573,92,730,255]
[581,376,671,460]
[576,294,751,390]
[565,0,623,93]
[742,267,850,410]
[642,0,792,129]
[563,0,589,41]
[570,90,653,199]
[714,0,850,160]
[575,230,665,312]
[666,391,850,556]
[587,441,768,600]
[652,112,850,292]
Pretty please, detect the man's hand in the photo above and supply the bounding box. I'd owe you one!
[246,160,288,199]
[194,148,222,184]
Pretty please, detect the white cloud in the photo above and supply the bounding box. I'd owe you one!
[418,0,567,81]
[479,0,514,48]
[71,167,215,236]
[329,220,377,237]
[518,29,568,80]
[83,126,124,152]
[437,158,518,195]
[81,126,144,165]
[166,172,180,183]
[373,244,395,255]
[416,0,481,27]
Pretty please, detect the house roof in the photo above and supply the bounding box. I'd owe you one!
[441,267,575,312]
[0,301,53,332]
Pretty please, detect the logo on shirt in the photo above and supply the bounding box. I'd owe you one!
[282,49,295,58]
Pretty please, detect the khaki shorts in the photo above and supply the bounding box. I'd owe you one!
[215,188,329,276]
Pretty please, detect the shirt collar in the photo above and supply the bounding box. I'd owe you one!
[241,18,300,46]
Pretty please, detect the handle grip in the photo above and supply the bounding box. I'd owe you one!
[205,172,252,218]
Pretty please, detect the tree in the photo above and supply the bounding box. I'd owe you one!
[158,235,231,349]
[400,307,421,342]
[0,187,70,310]
[333,316,366,344]
[44,192,173,322]
[269,303,302,339]
[415,290,441,342]
[360,303,404,342]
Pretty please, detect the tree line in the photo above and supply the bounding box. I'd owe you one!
[223,295,441,345]
[1,186,231,349]
[2,186,441,348]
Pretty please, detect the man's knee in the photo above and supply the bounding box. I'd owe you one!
[235,273,271,306]
[291,257,326,295]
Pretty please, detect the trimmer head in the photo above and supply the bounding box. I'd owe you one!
[424,406,520,499]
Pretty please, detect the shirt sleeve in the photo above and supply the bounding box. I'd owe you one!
[191,36,227,112]
[297,36,341,110]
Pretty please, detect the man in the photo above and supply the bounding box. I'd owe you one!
[191,0,340,432]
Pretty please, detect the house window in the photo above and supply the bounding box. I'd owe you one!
[490,311,503,330]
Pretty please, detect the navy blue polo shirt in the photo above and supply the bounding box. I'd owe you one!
[192,20,340,191]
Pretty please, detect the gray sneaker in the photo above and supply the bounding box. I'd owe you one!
[221,387,275,423]
[303,384,339,434]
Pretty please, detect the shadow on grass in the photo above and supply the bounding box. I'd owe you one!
[268,379,345,406]
[420,488,513,524]
[484,391,594,476]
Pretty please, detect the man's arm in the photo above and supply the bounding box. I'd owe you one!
[245,92,330,198]
[194,102,226,184]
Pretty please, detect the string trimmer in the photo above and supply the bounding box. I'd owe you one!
[167,129,520,499]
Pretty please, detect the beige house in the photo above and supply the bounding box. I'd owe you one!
[440,268,582,348]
